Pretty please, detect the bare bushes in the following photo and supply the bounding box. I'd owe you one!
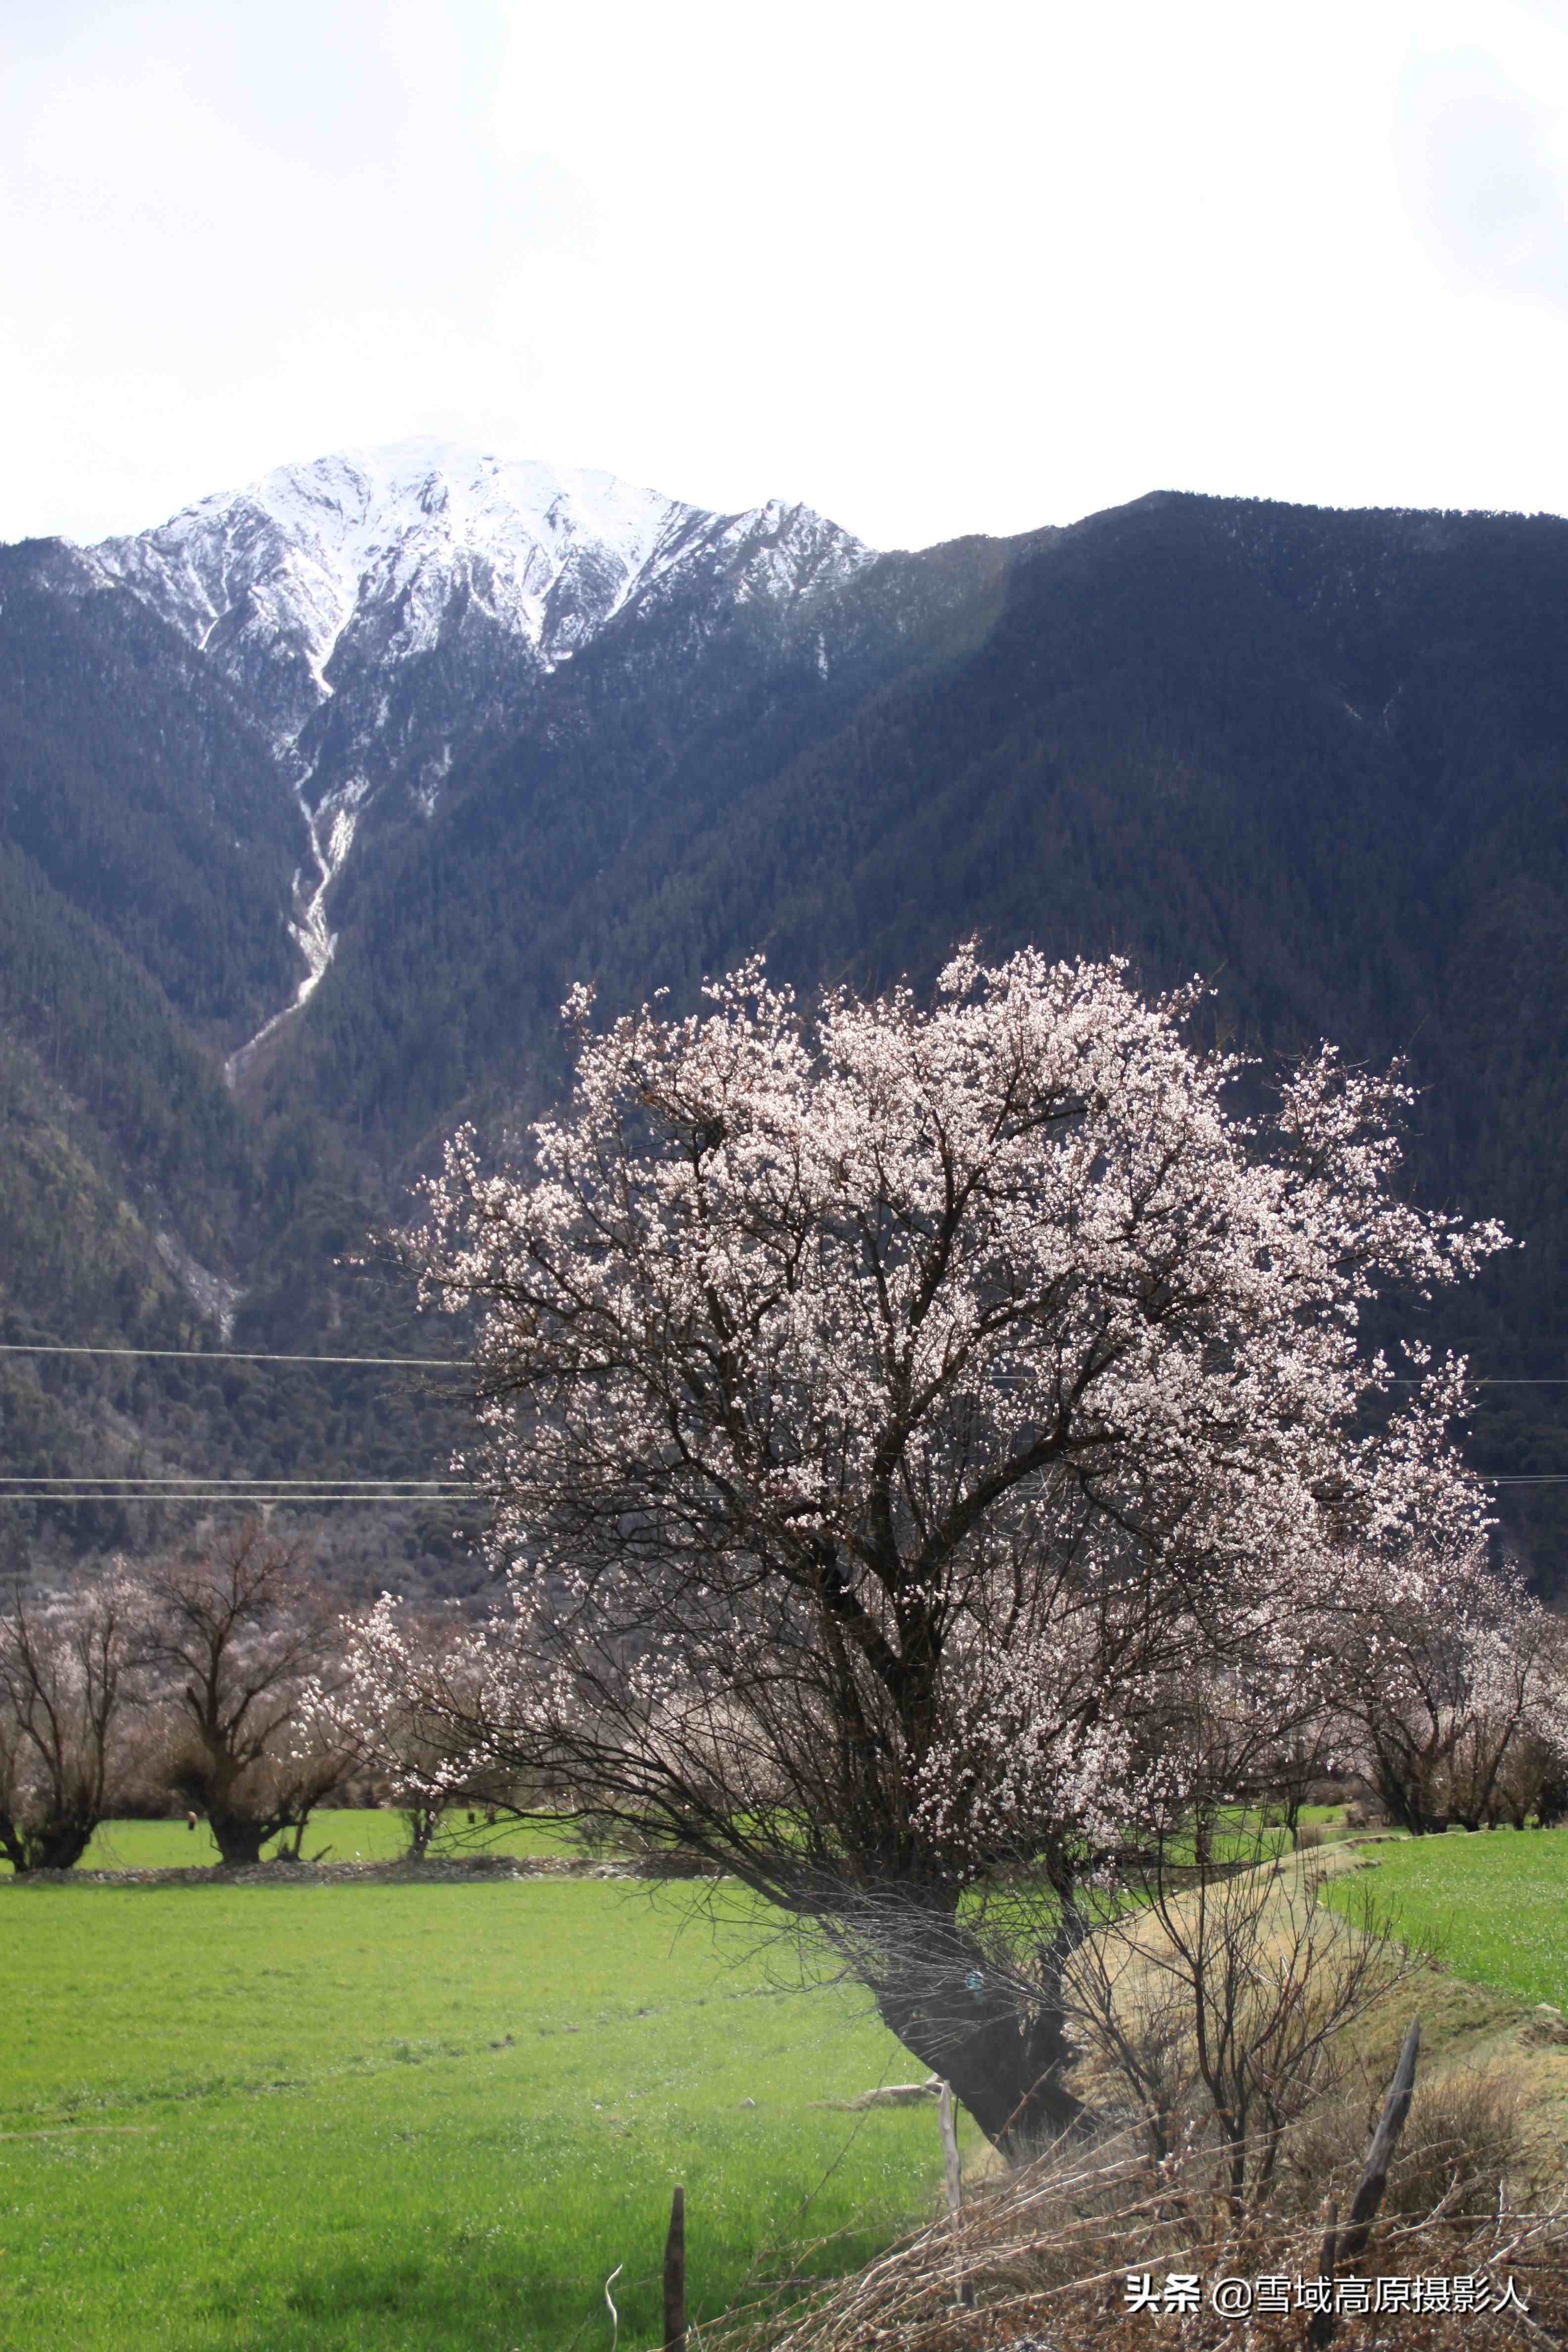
[1063,1844,1420,2212]
[707,2182,1566,2352]
[704,2060,1556,2352]
[1284,2062,1529,2228]
[703,1843,1557,2352]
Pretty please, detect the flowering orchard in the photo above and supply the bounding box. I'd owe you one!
[1332,1544,1568,1834]
[382,946,1511,2148]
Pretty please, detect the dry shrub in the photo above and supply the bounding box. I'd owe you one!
[699,2059,1559,2352]
[1283,2062,1528,2225]
[1062,1859,1418,2212]
[698,2124,1567,2352]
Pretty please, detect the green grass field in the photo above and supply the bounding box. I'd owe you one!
[61,1799,1348,1877]
[8,1807,1558,2350]
[1327,1825,1568,2011]
[0,1872,976,2352]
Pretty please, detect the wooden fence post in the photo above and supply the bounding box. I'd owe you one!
[938,2081,973,2310]
[663,2183,686,2352]
[1339,2017,1420,2268]
[1309,2016,1421,2349]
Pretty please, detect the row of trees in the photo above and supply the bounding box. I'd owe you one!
[0,1522,520,1876]
[0,1525,350,1872]
[8,1513,1564,1874]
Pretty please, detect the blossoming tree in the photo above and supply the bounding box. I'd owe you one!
[392,946,1505,2149]
[1333,1544,1568,1833]
[309,1596,501,1857]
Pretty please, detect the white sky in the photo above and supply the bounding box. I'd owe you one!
[5,0,1568,551]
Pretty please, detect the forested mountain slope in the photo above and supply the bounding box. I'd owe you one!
[3,473,1566,1580]
[0,541,303,1037]
[303,491,1568,1131]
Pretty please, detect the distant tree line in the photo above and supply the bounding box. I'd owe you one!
[6,1514,1566,1882]
[0,1521,519,1875]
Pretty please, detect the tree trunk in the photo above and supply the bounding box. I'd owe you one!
[26,1811,97,1871]
[403,1805,440,1859]
[208,1810,272,1866]
[861,1926,1084,2156]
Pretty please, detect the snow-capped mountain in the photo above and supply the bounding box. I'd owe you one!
[86,440,875,1062]
[91,439,872,755]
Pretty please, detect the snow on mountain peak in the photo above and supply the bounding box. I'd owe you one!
[41,440,883,1093]
[88,440,873,708]
[81,441,876,1063]
[89,439,708,696]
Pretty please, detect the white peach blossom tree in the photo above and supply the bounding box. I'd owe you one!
[1334,1545,1568,1833]
[310,1596,501,1857]
[384,946,1505,2149]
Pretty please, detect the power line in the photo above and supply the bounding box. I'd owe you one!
[5,1342,1568,1384]
[0,1493,477,1505]
[0,1477,470,1489]
[6,1470,1566,1493]
[0,1484,481,1502]
[0,1343,470,1369]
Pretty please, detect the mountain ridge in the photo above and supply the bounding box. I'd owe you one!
[3,466,1567,1584]
[82,440,878,1054]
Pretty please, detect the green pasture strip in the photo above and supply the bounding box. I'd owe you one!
[1323,1826,1568,2010]
[60,1798,1351,1879]
[0,1877,970,2352]
[1155,1810,1296,1868]
[66,1807,585,1871]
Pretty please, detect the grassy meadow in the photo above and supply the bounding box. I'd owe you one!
[1325,1824,1568,2011]
[0,1869,978,2352]
[6,1807,1566,2350]
[60,1797,1344,1875]
[75,1807,580,1870]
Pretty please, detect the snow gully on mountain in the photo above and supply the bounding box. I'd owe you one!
[86,438,874,1072]
[223,752,340,1088]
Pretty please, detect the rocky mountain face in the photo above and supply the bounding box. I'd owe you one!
[86,442,876,1056]
[3,462,1568,1586]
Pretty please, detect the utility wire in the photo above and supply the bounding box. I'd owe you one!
[0,1476,469,1488]
[6,1342,1568,1386]
[4,1353,1566,1500]
[0,1343,470,1369]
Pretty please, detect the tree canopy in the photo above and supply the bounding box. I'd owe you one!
[388,947,1507,2147]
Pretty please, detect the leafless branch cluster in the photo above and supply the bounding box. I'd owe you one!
[697,2052,1563,2352]
[0,1520,353,1870]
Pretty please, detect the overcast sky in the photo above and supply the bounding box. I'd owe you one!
[5,0,1568,550]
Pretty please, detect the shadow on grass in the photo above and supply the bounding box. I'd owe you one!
[241,2250,653,2352]
[262,2208,907,2352]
